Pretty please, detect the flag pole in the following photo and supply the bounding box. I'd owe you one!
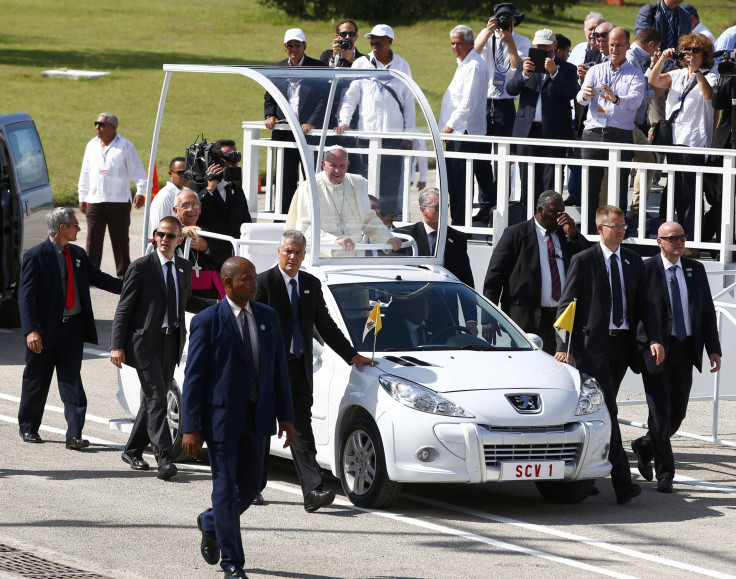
[372,326,378,364]
[566,299,576,363]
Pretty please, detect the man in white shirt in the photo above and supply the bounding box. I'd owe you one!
[439,25,488,225]
[78,112,147,278]
[336,24,415,218]
[473,3,531,224]
[569,11,607,67]
[681,4,716,44]
[148,157,190,236]
[286,146,401,257]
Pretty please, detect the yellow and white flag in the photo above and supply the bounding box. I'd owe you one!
[553,301,576,341]
[362,303,382,341]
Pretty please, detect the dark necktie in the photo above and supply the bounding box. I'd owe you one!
[669,265,687,341]
[427,230,437,255]
[239,308,259,403]
[63,247,75,310]
[289,278,304,357]
[165,261,179,328]
[546,234,561,301]
[610,254,624,327]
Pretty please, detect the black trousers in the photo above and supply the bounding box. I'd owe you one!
[661,149,699,238]
[272,131,320,214]
[517,124,568,203]
[581,128,634,229]
[85,201,131,278]
[18,315,86,439]
[261,357,322,497]
[535,307,559,356]
[124,332,177,467]
[446,139,487,226]
[637,336,695,482]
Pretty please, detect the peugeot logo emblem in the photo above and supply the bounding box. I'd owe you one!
[506,394,542,414]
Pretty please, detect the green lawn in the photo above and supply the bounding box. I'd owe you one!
[2,0,735,204]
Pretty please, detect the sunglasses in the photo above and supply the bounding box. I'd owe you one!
[600,223,628,231]
[171,169,187,176]
[591,32,609,39]
[683,47,702,53]
[285,42,304,49]
[659,234,688,243]
[338,31,357,38]
[94,121,109,127]
[154,231,180,240]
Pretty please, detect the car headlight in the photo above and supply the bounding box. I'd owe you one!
[378,374,474,417]
[575,374,605,416]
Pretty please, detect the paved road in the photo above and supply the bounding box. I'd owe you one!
[1,208,736,579]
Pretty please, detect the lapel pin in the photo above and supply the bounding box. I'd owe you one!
[687,272,692,278]
[304,290,310,294]
[260,324,266,330]
[624,259,630,265]
[75,259,81,267]
[178,268,184,273]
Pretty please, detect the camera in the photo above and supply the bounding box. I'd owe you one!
[497,15,512,31]
[339,38,353,50]
[672,51,686,61]
[715,50,736,75]
[183,136,242,185]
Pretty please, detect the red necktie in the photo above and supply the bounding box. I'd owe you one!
[546,234,561,301]
[63,247,75,310]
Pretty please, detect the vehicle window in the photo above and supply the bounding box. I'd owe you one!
[5,122,49,192]
[330,281,533,352]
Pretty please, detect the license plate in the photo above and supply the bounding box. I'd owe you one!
[500,461,565,481]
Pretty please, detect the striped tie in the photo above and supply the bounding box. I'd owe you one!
[240,308,258,403]
[546,234,561,301]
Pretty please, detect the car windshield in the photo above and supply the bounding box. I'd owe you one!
[330,281,533,352]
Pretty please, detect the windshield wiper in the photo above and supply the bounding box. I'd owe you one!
[459,344,495,351]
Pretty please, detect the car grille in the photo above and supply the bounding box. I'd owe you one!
[483,425,566,433]
[484,442,581,466]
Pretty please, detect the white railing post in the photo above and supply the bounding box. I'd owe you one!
[721,156,735,268]
[367,136,380,200]
[493,141,512,242]
[242,125,261,213]
[607,147,622,209]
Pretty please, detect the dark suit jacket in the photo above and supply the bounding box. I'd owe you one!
[319,47,364,67]
[110,251,192,369]
[507,57,579,141]
[394,222,474,288]
[182,299,294,441]
[19,239,122,344]
[255,266,357,388]
[196,182,253,240]
[636,256,721,374]
[555,244,661,375]
[263,55,329,128]
[484,218,588,332]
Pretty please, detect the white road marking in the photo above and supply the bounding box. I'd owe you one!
[83,347,111,358]
[0,393,111,425]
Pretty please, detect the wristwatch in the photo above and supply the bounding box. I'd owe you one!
[613,95,621,105]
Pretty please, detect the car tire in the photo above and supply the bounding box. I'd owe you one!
[166,382,190,463]
[534,479,596,504]
[339,415,402,509]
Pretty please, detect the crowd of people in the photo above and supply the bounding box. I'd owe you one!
[14,3,736,578]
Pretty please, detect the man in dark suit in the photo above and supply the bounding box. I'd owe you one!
[182,257,294,579]
[265,28,328,214]
[254,230,374,510]
[18,208,122,448]
[555,205,664,504]
[110,216,195,480]
[632,222,721,493]
[506,28,579,201]
[197,140,253,240]
[484,190,587,354]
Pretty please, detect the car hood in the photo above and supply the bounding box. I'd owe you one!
[376,350,579,394]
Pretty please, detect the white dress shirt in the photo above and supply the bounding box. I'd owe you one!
[693,21,716,44]
[226,296,260,372]
[661,254,692,337]
[439,49,489,135]
[78,133,147,204]
[479,30,531,99]
[338,52,416,132]
[714,25,736,52]
[534,218,566,307]
[148,181,180,235]
[156,248,180,328]
[599,242,629,330]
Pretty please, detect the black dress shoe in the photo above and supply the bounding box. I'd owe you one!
[657,479,674,493]
[616,483,642,505]
[65,437,90,450]
[121,451,149,471]
[304,489,335,513]
[224,566,248,578]
[251,492,265,506]
[631,439,654,481]
[19,429,43,444]
[157,463,178,480]
[196,514,220,565]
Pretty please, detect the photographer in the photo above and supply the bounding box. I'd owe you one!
[650,34,717,243]
[319,19,364,68]
[197,139,253,239]
[472,2,531,224]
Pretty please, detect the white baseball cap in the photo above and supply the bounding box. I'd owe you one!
[364,24,394,39]
[284,28,306,43]
[532,29,556,46]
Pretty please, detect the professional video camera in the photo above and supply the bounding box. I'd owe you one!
[183,136,242,185]
[715,50,736,76]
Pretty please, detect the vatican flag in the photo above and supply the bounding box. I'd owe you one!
[553,299,576,351]
[362,303,382,341]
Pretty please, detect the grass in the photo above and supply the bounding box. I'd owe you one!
[2,0,735,205]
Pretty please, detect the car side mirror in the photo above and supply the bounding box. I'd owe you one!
[526,333,543,350]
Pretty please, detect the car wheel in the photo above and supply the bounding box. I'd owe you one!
[339,415,402,509]
[535,479,596,504]
[166,383,189,462]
